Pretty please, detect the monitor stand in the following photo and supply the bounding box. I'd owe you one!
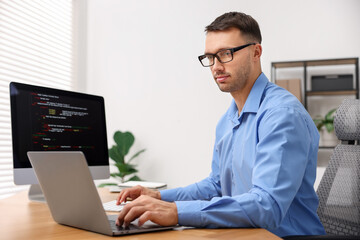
[28,184,46,202]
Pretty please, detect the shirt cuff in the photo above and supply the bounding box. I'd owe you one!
[175,200,206,227]
[160,188,179,202]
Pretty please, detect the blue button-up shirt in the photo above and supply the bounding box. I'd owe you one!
[161,73,325,237]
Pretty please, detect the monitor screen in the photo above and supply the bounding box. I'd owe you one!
[10,82,109,185]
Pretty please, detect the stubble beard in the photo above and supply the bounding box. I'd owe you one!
[214,65,250,93]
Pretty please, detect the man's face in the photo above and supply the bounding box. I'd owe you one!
[205,28,253,93]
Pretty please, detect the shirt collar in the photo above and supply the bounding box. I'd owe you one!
[227,72,269,124]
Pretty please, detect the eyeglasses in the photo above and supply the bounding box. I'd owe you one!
[198,43,256,67]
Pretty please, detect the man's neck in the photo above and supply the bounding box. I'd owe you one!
[231,71,261,114]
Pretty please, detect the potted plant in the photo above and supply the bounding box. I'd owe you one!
[313,108,338,146]
[99,131,145,187]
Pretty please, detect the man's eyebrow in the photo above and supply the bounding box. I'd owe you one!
[204,48,229,55]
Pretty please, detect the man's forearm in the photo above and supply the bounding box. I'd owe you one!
[174,186,281,230]
[161,176,221,202]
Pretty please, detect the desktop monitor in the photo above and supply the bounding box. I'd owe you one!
[10,82,109,200]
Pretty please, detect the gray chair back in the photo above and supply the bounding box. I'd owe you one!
[316,99,360,236]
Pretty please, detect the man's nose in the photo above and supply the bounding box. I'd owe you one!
[211,57,224,72]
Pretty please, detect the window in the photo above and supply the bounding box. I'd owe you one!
[0,0,75,199]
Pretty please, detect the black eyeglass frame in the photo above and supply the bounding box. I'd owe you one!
[198,43,256,67]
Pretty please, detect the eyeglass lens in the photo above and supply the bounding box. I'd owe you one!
[201,49,232,67]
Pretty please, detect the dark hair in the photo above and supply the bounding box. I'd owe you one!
[205,12,262,44]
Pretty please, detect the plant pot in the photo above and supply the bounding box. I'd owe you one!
[319,129,339,147]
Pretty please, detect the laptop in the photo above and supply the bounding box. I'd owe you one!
[27,151,175,236]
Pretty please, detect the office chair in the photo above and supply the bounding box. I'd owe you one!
[284,99,360,240]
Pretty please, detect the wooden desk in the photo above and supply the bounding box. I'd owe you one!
[0,188,281,240]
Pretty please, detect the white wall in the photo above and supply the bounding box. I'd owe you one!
[84,0,360,188]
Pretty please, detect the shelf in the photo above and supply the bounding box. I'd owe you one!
[272,58,358,69]
[272,62,305,68]
[319,146,336,149]
[306,90,357,96]
[271,57,359,109]
[306,58,357,67]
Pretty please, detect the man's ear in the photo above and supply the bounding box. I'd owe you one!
[253,44,262,61]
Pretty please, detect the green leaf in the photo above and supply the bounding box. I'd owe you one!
[108,130,145,182]
[128,149,146,163]
[110,173,122,178]
[313,118,322,124]
[325,109,336,121]
[114,131,135,156]
[98,183,118,187]
[115,162,138,175]
[312,108,337,132]
[128,175,142,181]
[112,171,127,178]
[325,122,334,133]
[316,123,324,131]
[109,146,124,163]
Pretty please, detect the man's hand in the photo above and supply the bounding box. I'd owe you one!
[116,185,161,205]
[116,195,178,227]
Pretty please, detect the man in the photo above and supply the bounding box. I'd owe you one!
[116,12,325,237]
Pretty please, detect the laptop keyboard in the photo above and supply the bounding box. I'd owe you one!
[109,220,140,231]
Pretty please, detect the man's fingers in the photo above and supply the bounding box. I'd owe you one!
[138,211,153,226]
[117,204,147,227]
[116,201,133,226]
[116,196,178,227]
[117,189,133,205]
[116,197,147,226]
[120,191,128,203]
[116,190,127,205]
[116,192,123,205]
[123,206,148,227]
[116,186,144,205]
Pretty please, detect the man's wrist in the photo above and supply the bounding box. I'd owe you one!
[148,188,161,200]
[155,190,161,200]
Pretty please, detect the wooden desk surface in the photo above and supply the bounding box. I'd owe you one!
[0,188,281,240]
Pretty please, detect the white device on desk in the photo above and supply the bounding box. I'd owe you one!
[118,181,167,189]
[109,181,167,193]
[28,151,175,236]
